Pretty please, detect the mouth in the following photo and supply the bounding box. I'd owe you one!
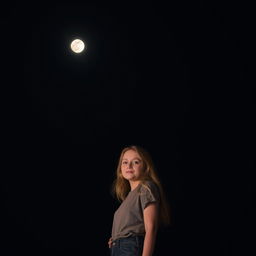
[126,171,134,174]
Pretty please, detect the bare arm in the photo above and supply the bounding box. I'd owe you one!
[142,203,158,256]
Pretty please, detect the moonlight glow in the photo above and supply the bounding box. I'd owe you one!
[70,39,85,53]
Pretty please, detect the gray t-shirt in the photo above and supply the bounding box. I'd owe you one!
[111,181,160,241]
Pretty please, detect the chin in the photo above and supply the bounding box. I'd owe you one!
[123,176,134,181]
[125,177,134,180]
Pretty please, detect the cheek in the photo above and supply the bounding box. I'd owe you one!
[120,168,126,175]
[139,165,145,173]
[135,165,143,172]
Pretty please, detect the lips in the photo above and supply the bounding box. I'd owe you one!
[126,171,134,174]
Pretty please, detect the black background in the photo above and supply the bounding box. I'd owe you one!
[1,1,254,255]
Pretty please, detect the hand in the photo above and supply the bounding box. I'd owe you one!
[108,237,113,248]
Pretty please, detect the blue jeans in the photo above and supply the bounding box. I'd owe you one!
[110,235,144,256]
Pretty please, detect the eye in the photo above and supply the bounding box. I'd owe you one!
[134,160,140,165]
[122,161,128,165]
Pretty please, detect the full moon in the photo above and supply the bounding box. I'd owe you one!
[70,39,85,53]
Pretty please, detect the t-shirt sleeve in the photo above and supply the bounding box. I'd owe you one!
[140,181,160,210]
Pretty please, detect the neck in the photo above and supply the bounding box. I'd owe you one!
[129,180,141,191]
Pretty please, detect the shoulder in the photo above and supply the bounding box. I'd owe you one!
[139,180,160,209]
[142,180,157,190]
[140,180,159,197]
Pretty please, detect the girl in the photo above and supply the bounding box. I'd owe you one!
[108,145,171,256]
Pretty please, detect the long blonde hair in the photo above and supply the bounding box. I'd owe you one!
[111,145,171,227]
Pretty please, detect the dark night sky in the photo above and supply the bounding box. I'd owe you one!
[1,1,254,256]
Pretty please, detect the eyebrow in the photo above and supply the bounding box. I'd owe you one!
[122,158,141,161]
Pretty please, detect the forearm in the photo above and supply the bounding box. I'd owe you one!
[142,229,157,256]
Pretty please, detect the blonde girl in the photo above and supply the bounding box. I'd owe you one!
[108,145,170,256]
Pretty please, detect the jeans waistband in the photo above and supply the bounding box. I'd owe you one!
[113,235,144,244]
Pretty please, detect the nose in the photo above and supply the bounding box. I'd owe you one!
[128,162,133,168]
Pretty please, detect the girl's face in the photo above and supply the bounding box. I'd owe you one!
[121,150,144,181]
